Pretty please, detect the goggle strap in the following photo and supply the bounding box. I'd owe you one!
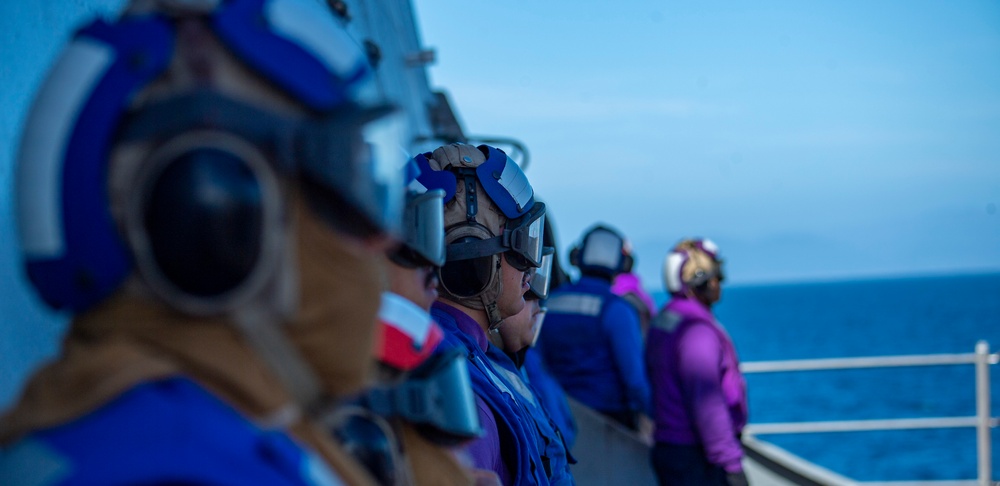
[445,235,507,261]
[363,386,397,418]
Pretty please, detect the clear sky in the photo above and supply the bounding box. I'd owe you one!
[413,0,1000,288]
[0,0,998,407]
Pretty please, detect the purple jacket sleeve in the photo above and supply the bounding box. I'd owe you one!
[604,298,652,415]
[461,395,512,485]
[677,323,744,472]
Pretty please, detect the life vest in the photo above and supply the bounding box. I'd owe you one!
[522,349,578,449]
[540,277,647,415]
[0,377,342,486]
[487,345,576,486]
[431,303,549,485]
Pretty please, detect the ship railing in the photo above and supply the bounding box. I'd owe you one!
[740,340,999,486]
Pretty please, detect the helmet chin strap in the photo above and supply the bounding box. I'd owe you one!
[484,299,503,334]
[483,260,505,332]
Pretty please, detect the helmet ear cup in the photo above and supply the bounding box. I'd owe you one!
[437,224,503,307]
[124,131,284,315]
[621,254,634,274]
[439,253,495,298]
[144,148,262,297]
[568,246,581,267]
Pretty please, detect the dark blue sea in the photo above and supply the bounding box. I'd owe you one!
[4,272,998,481]
[649,272,1000,482]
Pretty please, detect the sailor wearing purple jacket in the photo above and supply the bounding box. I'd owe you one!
[645,239,749,486]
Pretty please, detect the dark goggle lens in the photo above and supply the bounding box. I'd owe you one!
[504,251,533,272]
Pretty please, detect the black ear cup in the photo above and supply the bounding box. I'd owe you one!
[144,147,263,297]
[621,254,634,274]
[125,131,285,315]
[569,247,581,267]
[439,254,494,298]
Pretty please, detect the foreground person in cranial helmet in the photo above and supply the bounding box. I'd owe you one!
[329,159,483,486]
[538,224,652,432]
[414,143,556,485]
[645,239,749,486]
[0,1,406,484]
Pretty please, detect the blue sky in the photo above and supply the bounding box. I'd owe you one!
[413,0,1000,287]
[0,1,998,406]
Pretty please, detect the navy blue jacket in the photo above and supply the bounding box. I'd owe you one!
[487,345,575,485]
[539,276,651,416]
[523,348,578,449]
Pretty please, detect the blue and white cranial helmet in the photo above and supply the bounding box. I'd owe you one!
[16,0,405,312]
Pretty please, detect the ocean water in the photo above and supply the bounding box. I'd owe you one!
[4,272,997,481]
[651,273,1000,482]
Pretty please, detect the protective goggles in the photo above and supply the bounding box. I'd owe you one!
[446,201,547,271]
[529,305,548,348]
[327,404,406,486]
[715,261,727,283]
[364,348,483,446]
[527,247,556,300]
[391,189,446,268]
[118,90,404,239]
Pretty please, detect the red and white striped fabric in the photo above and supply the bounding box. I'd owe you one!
[374,292,444,371]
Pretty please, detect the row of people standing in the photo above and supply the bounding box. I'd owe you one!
[537,226,751,486]
[0,1,573,486]
[0,2,749,486]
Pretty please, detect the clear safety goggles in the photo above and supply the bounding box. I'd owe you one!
[365,349,482,446]
[527,247,555,300]
[392,189,445,268]
[529,305,548,348]
[446,201,547,271]
[119,90,404,239]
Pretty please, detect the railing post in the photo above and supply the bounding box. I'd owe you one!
[975,340,992,486]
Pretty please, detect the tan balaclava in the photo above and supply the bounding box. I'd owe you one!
[424,143,512,329]
[1,6,384,485]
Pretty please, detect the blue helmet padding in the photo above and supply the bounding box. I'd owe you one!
[402,155,421,187]
[475,146,533,219]
[213,0,369,112]
[413,153,457,203]
[21,17,173,310]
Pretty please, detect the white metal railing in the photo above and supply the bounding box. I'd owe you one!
[740,340,999,486]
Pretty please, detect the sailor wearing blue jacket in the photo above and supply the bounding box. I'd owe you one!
[417,143,567,485]
[539,225,652,430]
[490,246,575,485]
[0,1,407,485]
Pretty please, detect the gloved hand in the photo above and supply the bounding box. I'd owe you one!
[726,471,749,486]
